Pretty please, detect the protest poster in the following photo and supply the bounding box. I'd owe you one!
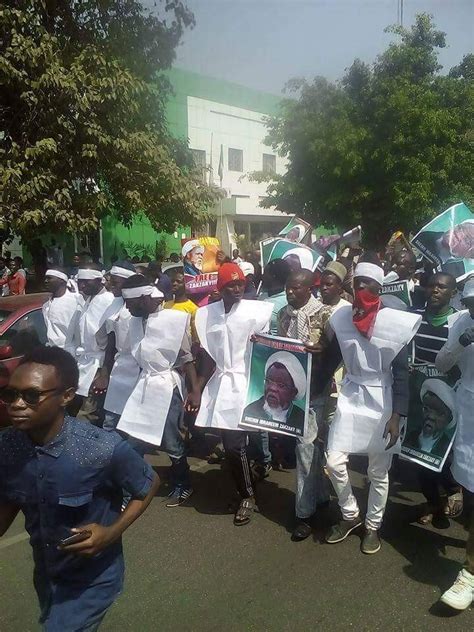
[278,216,312,243]
[312,225,361,271]
[381,280,412,310]
[310,237,336,272]
[387,230,411,258]
[240,334,312,438]
[411,202,474,281]
[259,236,280,268]
[182,236,221,295]
[260,238,322,272]
[340,225,362,246]
[401,365,457,472]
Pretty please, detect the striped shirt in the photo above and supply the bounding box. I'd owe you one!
[412,307,456,366]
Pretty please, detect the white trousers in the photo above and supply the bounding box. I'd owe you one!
[326,450,393,531]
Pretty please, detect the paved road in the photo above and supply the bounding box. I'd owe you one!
[0,453,471,631]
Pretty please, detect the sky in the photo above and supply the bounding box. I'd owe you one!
[147,0,473,95]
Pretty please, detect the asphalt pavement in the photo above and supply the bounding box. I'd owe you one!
[0,453,471,631]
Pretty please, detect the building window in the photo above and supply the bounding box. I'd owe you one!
[191,149,207,182]
[262,153,276,173]
[228,148,243,172]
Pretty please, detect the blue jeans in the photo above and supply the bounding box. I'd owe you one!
[249,431,272,466]
[295,394,333,519]
[128,388,190,489]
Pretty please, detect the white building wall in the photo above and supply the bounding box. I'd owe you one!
[187,96,289,253]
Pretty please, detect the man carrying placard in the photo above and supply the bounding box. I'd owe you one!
[277,268,334,541]
[409,272,462,524]
[195,263,272,526]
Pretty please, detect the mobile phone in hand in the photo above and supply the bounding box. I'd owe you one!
[59,530,92,547]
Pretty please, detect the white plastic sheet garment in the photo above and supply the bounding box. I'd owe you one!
[436,311,474,492]
[328,305,421,454]
[194,299,273,431]
[103,302,140,415]
[42,291,83,354]
[117,309,189,446]
[75,291,117,396]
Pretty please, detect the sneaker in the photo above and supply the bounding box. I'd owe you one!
[165,487,194,508]
[326,517,363,544]
[361,528,381,555]
[440,569,474,610]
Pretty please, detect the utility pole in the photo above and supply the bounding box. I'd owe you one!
[397,0,404,26]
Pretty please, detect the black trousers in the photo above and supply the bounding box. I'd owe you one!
[221,430,254,499]
[418,456,460,506]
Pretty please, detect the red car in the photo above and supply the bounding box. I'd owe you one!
[0,293,50,427]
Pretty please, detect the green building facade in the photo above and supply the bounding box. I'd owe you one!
[96,68,284,264]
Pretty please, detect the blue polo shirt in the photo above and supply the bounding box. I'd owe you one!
[0,416,154,586]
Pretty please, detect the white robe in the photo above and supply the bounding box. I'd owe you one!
[328,305,421,454]
[117,309,190,446]
[436,310,474,492]
[75,290,117,396]
[194,299,273,431]
[42,291,83,354]
[103,302,140,415]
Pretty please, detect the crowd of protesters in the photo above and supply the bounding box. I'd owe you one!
[1,235,474,629]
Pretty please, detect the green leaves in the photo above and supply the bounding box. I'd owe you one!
[264,14,474,246]
[0,1,217,239]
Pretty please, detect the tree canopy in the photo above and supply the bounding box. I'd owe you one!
[0,1,218,240]
[262,14,474,246]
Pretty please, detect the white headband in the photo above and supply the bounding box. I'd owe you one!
[109,265,136,279]
[122,285,164,299]
[77,269,104,280]
[354,262,384,285]
[45,269,68,283]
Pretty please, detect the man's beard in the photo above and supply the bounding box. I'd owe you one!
[418,431,438,453]
[263,400,289,422]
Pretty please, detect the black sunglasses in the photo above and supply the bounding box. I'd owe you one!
[0,388,61,407]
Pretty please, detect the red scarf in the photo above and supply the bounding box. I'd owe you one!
[352,289,381,338]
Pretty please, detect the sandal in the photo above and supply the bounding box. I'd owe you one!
[417,512,433,525]
[417,503,435,525]
[234,497,256,526]
[444,491,463,518]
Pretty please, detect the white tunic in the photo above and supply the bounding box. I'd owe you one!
[328,305,421,454]
[42,291,83,354]
[117,309,190,446]
[75,290,117,397]
[194,299,273,431]
[436,310,474,492]
[103,302,140,415]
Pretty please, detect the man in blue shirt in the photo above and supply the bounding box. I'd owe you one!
[0,346,159,631]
